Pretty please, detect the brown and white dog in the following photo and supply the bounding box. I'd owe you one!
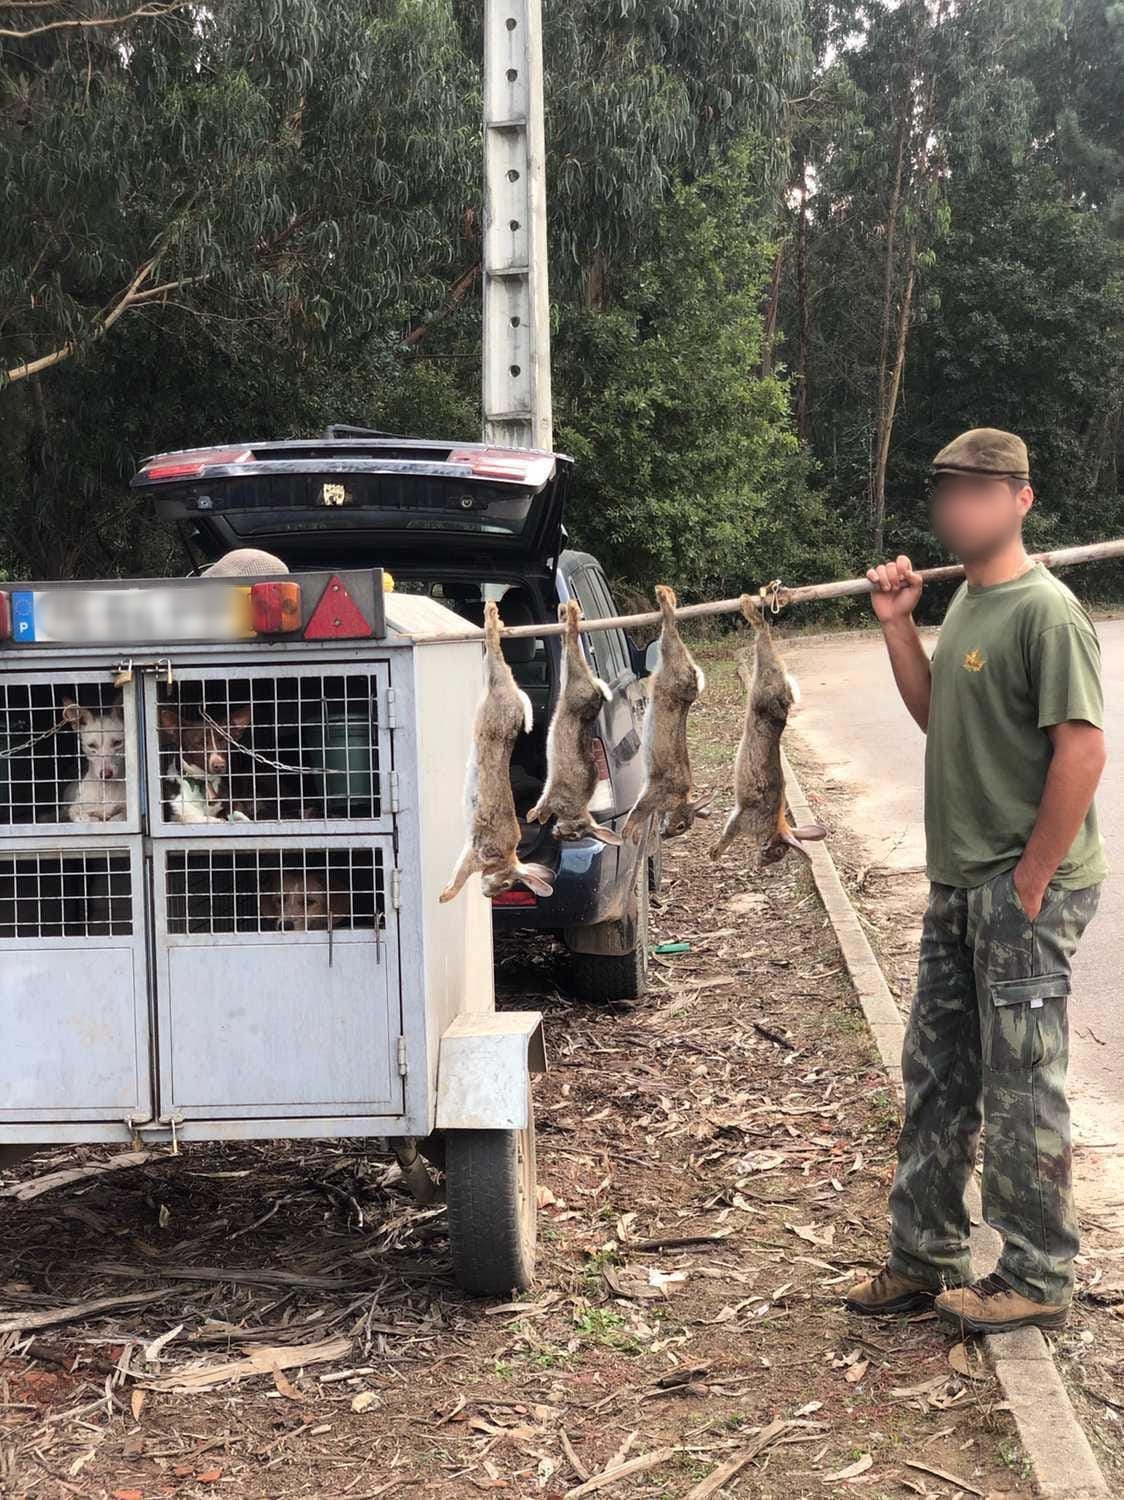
[260,870,350,931]
[158,704,252,823]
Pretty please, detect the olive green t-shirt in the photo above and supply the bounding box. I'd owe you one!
[925,563,1107,890]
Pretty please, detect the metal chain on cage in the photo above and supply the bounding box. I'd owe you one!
[0,717,70,762]
[198,708,312,777]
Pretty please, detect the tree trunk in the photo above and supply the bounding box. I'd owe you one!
[581,250,608,312]
[794,158,811,441]
[871,239,917,556]
[871,84,911,538]
[759,241,784,379]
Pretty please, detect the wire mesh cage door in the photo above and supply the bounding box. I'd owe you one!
[0,838,152,1125]
[150,837,404,1121]
[141,662,394,837]
[0,669,141,834]
[0,666,149,1127]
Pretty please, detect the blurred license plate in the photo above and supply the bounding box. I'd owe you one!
[11,586,251,645]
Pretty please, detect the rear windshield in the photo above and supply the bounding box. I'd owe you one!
[157,474,541,543]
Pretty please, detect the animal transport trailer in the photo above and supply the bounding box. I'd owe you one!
[0,570,544,1294]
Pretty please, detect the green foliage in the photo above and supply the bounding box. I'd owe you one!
[554,145,836,598]
[896,159,1124,556]
[0,0,812,585]
[0,0,476,371]
[784,0,1123,580]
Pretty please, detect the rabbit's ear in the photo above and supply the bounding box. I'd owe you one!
[588,824,622,846]
[517,863,555,897]
[790,822,827,843]
[766,821,826,862]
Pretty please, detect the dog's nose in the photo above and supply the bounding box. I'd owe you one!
[100,767,116,780]
[208,754,227,774]
[278,919,295,932]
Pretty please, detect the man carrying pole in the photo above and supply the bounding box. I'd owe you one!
[846,427,1108,1333]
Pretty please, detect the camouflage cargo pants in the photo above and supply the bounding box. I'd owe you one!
[888,868,1100,1305]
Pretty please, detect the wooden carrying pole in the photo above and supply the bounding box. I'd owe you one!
[417,536,1124,643]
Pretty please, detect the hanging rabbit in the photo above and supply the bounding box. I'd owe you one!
[709,595,826,864]
[526,600,622,845]
[440,601,556,903]
[623,584,713,843]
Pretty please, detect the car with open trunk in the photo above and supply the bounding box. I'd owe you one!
[132,427,659,1002]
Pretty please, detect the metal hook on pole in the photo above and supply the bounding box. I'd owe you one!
[758,579,786,616]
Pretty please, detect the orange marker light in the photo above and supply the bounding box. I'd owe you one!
[251,580,302,634]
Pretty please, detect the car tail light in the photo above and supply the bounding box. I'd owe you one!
[251,580,302,634]
[139,446,255,481]
[492,888,538,907]
[447,447,554,485]
[0,592,9,640]
[589,736,614,814]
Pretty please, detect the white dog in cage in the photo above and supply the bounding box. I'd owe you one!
[61,699,127,823]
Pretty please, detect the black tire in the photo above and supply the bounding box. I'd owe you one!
[445,1105,537,1296]
[569,859,650,1003]
[647,833,663,893]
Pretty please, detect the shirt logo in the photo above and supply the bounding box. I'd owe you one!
[962,648,987,673]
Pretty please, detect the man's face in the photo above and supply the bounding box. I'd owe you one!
[930,473,1033,562]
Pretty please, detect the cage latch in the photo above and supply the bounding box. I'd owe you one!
[115,657,174,686]
[124,1111,184,1153]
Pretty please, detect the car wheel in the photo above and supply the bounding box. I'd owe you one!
[647,832,663,893]
[569,858,650,1003]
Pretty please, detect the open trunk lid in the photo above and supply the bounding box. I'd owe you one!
[132,437,572,568]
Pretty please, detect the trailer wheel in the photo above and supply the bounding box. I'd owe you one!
[445,1104,537,1296]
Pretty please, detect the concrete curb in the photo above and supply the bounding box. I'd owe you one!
[782,751,1111,1500]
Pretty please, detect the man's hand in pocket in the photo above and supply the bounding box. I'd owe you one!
[1013,860,1048,921]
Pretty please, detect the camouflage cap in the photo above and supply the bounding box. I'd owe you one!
[931,427,1030,481]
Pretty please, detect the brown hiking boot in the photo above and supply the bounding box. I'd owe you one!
[936,1273,1069,1333]
[845,1266,940,1316]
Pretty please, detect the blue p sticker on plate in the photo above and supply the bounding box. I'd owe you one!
[9,587,253,645]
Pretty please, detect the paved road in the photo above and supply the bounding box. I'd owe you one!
[785,619,1124,1211]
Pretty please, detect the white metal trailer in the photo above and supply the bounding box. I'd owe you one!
[0,570,544,1294]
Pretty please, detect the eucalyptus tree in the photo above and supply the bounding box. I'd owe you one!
[792,0,1071,552]
[0,0,477,388]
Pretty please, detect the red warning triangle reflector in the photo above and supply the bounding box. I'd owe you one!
[304,575,373,640]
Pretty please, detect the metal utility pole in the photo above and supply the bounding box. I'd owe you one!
[481,0,553,451]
